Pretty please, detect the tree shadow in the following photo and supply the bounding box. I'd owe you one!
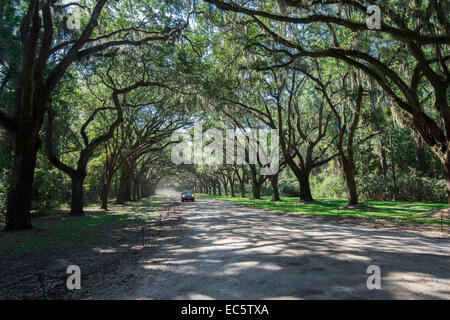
[122,199,450,300]
[2,197,449,300]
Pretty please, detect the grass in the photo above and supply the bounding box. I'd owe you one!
[1,194,447,255]
[0,196,163,254]
[198,194,449,226]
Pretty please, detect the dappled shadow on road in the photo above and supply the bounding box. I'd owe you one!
[5,196,448,300]
[130,198,450,300]
[0,197,182,300]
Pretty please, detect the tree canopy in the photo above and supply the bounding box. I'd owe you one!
[0,0,448,230]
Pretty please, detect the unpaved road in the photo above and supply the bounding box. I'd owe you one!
[93,197,450,300]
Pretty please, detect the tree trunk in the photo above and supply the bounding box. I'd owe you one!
[100,180,110,210]
[71,176,85,216]
[413,132,427,175]
[240,181,245,198]
[4,135,40,230]
[123,176,132,202]
[136,181,141,200]
[370,92,388,179]
[252,182,261,199]
[237,167,246,198]
[249,164,261,199]
[342,159,358,206]
[230,181,236,197]
[339,145,359,206]
[100,171,113,210]
[390,135,398,201]
[116,166,131,204]
[298,170,313,202]
[442,152,450,209]
[378,138,388,178]
[131,176,137,201]
[270,174,281,201]
[346,173,358,206]
[149,185,156,196]
[223,181,228,196]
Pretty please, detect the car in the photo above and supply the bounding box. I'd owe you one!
[181,190,195,202]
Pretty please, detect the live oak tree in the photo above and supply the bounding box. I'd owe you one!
[221,111,273,199]
[213,164,235,197]
[296,61,371,206]
[205,0,450,205]
[45,74,166,215]
[135,150,176,198]
[195,13,335,202]
[98,91,191,209]
[222,67,336,202]
[0,0,185,230]
[233,164,248,198]
[321,75,365,206]
[114,99,189,204]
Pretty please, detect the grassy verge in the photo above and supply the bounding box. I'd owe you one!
[0,196,163,254]
[198,194,449,226]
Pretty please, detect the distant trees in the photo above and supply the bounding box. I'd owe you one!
[113,106,188,204]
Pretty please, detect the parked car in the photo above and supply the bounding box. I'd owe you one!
[181,190,195,202]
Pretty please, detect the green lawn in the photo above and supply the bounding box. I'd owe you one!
[198,194,449,226]
[0,196,163,254]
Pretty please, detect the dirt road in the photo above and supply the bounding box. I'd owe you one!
[92,197,450,299]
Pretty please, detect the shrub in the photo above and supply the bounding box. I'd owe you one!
[279,178,299,197]
[312,176,347,199]
[357,170,447,202]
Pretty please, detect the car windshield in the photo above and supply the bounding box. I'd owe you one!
[182,190,192,194]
